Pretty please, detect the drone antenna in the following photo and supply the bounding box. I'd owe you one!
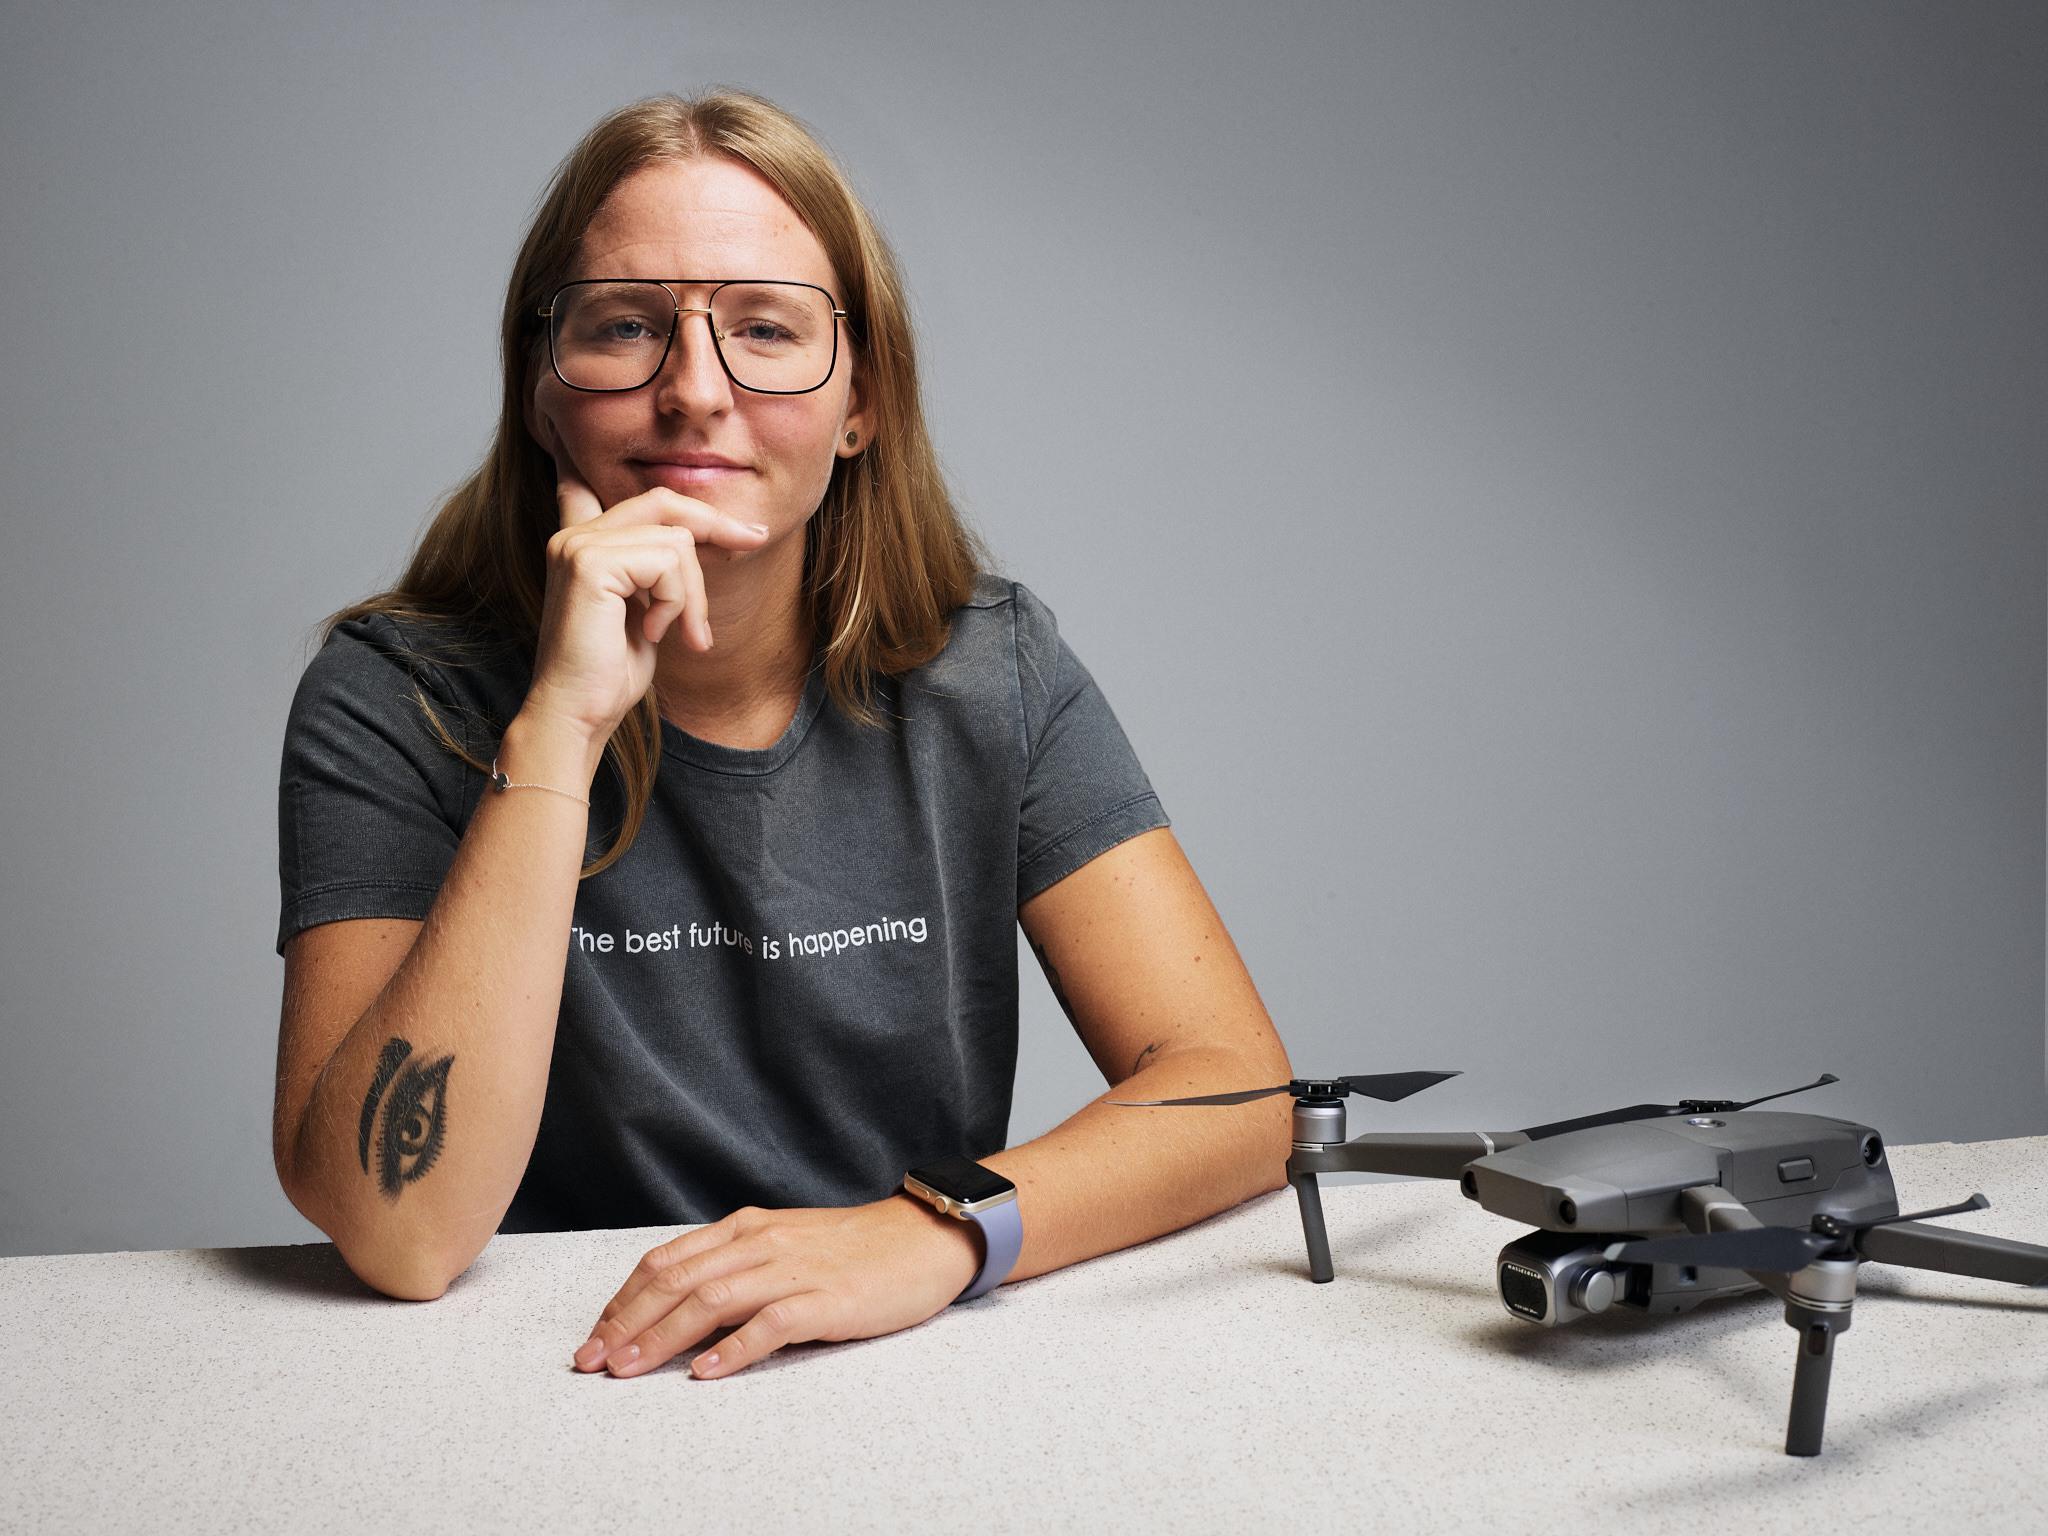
[1733,1072,1840,1112]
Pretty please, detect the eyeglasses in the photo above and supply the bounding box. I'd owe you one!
[538,279,847,395]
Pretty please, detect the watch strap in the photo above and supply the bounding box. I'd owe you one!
[957,1195,1024,1302]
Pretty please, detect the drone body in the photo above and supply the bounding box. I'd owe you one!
[1113,1070,2048,1456]
[1461,1110,1896,1324]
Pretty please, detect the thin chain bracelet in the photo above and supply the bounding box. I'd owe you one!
[487,756,591,807]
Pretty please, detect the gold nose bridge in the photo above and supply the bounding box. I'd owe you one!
[666,303,730,381]
[673,304,725,341]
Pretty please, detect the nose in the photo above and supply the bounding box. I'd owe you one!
[651,305,735,417]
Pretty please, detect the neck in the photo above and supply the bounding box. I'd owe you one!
[653,531,816,735]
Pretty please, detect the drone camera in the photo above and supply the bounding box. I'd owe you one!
[1861,1132,1885,1168]
[1499,1261,1552,1322]
[1496,1232,1628,1326]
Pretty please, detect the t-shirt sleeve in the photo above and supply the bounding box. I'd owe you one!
[275,615,484,955]
[1011,581,1171,905]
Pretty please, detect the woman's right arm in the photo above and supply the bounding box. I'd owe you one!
[272,460,768,1299]
[273,707,604,1300]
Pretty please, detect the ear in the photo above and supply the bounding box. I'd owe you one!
[836,356,874,460]
[521,352,560,460]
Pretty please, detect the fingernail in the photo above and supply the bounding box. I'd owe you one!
[693,1352,720,1376]
[608,1344,642,1374]
[747,522,770,535]
[574,1336,605,1368]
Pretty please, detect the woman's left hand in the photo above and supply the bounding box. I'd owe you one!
[571,1195,984,1379]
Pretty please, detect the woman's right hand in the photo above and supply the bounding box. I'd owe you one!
[521,455,772,747]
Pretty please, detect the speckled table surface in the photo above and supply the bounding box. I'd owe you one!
[2,1136,2044,1535]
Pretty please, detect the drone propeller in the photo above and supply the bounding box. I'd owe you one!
[1601,1192,1992,1273]
[1108,1070,1459,1108]
[1138,1071,1466,1286]
[1516,1071,1839,1141]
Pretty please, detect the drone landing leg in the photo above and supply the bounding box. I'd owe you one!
[1784,1317,1837,1456]
[1781,1260,1857,1457]
[1288,1170,1335,1283]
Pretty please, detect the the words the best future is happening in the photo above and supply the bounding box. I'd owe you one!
[569,915,931,962]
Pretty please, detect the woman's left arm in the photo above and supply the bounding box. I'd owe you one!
[573,826,1293,1379]
[991,824,1294,1280]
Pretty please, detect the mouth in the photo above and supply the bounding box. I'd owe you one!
[632,457,753,490]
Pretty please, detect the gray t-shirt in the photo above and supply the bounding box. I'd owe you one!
[276,571,1169,1232]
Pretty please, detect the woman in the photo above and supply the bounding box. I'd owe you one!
[272,88,1293,1381]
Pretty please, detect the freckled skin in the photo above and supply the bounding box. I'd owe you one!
[1029,937,1078,1028]
[1032,934,1165,1078]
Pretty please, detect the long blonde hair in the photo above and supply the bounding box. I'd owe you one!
[317,89,990,877]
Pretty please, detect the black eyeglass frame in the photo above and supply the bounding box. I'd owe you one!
[537,278,850,396]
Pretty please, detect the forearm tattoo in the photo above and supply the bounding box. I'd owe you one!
[356,1036,453,1199]
[1029,937,1079,1028]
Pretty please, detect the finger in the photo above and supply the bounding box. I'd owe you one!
[594,485,771,552]
[555,459,604,530]
[557,530,705,639]
[609,1268,827,1379]
[574,1216,753,1366]
[583,534,704,649]
[688,1290,837,1379]
[603,1261,788,1378]
[682,539,712,649]
[638,560,686,647]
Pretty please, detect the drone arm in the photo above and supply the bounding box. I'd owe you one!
[1856,1219,2048,1286]
[1677,1182,1766,1235]
[1673,1185,1796,1302]
[1312,1130,1531,1179]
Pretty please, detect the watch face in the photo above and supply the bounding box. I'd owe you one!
[905,1154,1015,1205]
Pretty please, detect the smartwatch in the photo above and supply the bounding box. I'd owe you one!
[901,1154,1023,1302]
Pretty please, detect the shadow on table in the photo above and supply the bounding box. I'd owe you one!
[1609,1362,2048,1496]
[1858,1272,2048,1315]
[1244,1206,1451,1284]
[205,1242,400,1302]
[1333,1250,1508,1304]
[1460,1285,1778,1364]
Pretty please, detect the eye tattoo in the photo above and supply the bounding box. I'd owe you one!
[355,1036,455,1199]
[357,1037,412,1174]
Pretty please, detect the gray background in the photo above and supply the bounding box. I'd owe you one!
[2,1,2041,1258]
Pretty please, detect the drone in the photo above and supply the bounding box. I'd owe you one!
[1111,1069,2048,1456]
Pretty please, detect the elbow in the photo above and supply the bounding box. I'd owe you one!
[277,1169,465,1302]
[353,1221,496,1302]
[356,1261,452,1302]
[337,1234,461,1302]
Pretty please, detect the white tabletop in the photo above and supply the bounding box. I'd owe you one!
[3,1136,2045,1534]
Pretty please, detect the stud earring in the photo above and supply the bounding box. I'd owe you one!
[845,431,858,447]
